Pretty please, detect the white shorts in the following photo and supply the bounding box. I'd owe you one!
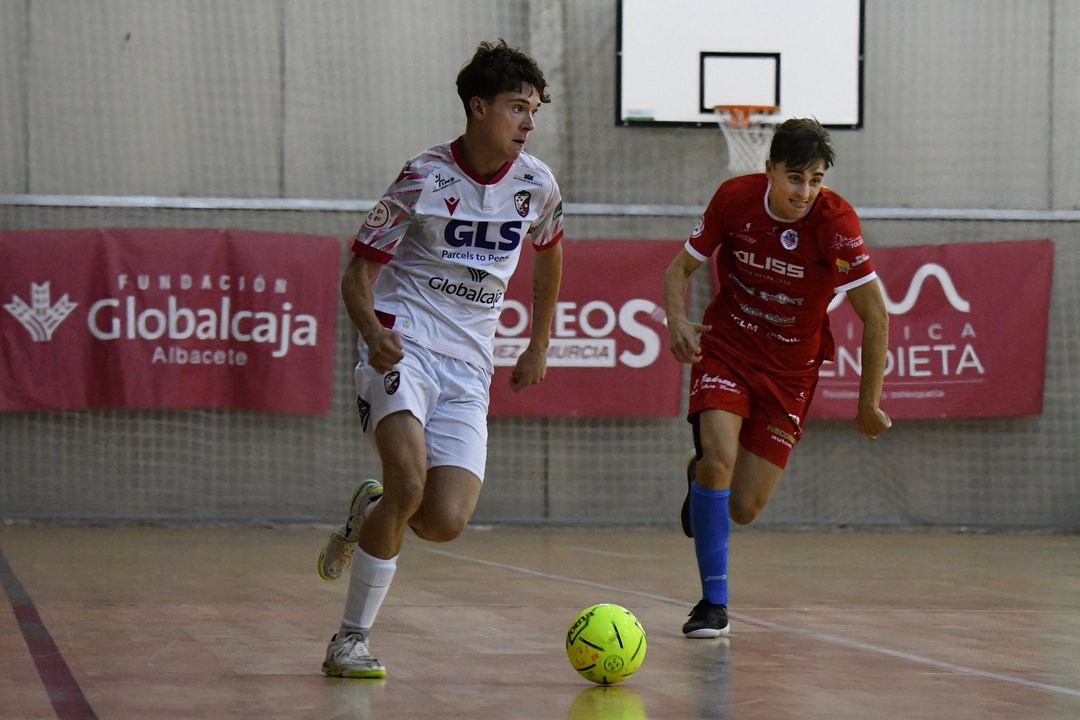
[353,336,491,482]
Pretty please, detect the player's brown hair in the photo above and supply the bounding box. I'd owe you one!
[456,39,550,116]
[769,118,836,171]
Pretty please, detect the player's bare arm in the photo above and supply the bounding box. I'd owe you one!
[847,279,892,439]
[663,249,711,364]
[340,254,404,373]
[511,243,563,392]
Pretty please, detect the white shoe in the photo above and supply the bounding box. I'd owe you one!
[322,631,386,678]
[317,479,383,581]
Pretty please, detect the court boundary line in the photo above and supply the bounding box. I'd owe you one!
[421,545,1080,699]
[0,542,99,720]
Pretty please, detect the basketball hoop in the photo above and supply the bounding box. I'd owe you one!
[714,104,779,174]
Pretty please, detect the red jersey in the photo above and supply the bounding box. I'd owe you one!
[686,173,877,376]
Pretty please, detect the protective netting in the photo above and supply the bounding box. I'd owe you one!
[2,206,1078,529]
[2,1,1079,529]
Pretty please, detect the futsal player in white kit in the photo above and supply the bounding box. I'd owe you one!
[316,39,564,678]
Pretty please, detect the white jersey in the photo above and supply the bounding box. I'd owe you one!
[352,138,564,373]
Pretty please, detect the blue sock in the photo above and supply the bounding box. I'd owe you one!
[690,483,730,606]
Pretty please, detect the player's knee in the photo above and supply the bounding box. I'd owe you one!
[696,454,736,489]
[414,513,469,543]
[381,477,426,523]
[729,497,764,525]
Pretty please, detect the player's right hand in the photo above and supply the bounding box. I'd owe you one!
[668,319,711,364]
[366,327,405,373]
[856,406,892,440]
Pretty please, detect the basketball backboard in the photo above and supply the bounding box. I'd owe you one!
[617,0,864,128]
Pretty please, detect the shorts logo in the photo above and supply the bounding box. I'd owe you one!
[695,373,740,394]
[384,370,400,395]
[767,424,797,446]
[780,229,799,250]
[514,191,531,218]
[357,396,371,431]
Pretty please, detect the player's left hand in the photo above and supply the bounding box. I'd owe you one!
[510,346,547,392]
[855,406,892,440]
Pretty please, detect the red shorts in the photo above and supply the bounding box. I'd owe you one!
[688,353,819,469]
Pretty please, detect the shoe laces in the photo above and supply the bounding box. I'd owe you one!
[337,632,375,660]
[688,599,724,618]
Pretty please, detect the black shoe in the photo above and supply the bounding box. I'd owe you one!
[682,599,729,638]
[680,453,696,538]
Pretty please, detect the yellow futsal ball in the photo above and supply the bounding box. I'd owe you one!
[566,603,647,685]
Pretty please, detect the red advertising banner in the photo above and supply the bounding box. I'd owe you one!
[489,239,682,417]
[1,228,341,414]
[813,239,1053,419]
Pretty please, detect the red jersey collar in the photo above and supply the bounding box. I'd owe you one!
[451,137,513,185]
[763,179,819,224]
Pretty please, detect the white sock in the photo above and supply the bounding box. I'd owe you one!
[340,547,397,634]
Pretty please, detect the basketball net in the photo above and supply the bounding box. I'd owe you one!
[715,105,779,174]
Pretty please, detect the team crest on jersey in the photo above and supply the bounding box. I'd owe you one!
[780,229,799,250]
[444,197,460,216]
[364,201,390,228]
[514,191,531,218]
[384,370,400,395]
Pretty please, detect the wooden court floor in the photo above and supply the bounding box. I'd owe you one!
[2,524,1079,720]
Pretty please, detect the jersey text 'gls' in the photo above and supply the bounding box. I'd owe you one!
[686,174,876,376]
[352,139,563,373]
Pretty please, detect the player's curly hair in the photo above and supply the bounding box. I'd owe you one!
[456,39,550,116]
[769,118,836,171]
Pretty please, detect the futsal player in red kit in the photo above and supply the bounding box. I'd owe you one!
[663,118,891,637]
